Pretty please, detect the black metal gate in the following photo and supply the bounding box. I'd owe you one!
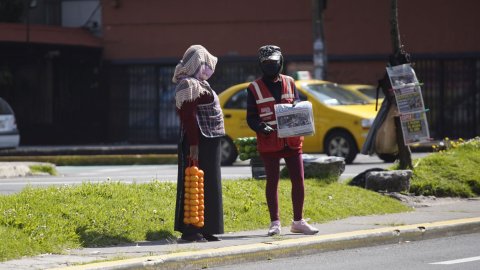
[106,58,479,144]
[414,58,479,140]
[107,61,261,144]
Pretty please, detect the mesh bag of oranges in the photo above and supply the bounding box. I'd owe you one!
[183,157,205,228]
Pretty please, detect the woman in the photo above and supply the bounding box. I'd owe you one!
[246,45,319,236]
[173,45,225,242]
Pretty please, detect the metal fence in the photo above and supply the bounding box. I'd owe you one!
[0,47,106,145]
[107,58,479,145]
[414,58,479,140]
[107,61,261,144]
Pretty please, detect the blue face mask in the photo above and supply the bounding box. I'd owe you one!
[261,63,280,77]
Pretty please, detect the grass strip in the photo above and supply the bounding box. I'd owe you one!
[0,178,411,262]
[0,154,177,166]
[393,137,480,197]
[29,164,59,176]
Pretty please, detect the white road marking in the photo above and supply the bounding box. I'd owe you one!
[430,256,480,265]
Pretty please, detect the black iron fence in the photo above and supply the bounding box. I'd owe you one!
[107,57,479,145]
[106,61,261,144]
[0,44,106,145]
[2,51,478,146]
[414,58,479,140]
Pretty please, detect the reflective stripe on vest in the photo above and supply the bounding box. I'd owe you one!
[281,77,295,99]
[251,81,275,104]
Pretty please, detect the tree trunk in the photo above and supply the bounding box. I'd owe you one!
[390,0,413,169]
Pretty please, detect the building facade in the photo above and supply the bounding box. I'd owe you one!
[1,0,479,145]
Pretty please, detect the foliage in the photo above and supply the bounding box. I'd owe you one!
[0,178,410,261]
[0,0,24,23]
[29,164,58,176]
[392,137,480,197]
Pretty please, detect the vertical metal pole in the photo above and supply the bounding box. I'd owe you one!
[312,0,327,80]
[25,0,30,43]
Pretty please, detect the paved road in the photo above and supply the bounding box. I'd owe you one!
[212,232,480,270]
[0,153,428,195]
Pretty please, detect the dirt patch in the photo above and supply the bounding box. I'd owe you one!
[380,192,468,208]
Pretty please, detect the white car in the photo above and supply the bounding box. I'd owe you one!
[0,98,20,149]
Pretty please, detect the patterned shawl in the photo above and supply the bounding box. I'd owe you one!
[173,45,218,109]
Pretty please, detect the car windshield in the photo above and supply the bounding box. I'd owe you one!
[358,87,385,99]
[301,83,371,105]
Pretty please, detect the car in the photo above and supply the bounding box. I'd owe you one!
[218,80,379,165]
[0,98,20,149]
[340,84,385,104]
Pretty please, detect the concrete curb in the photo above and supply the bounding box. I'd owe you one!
[0,162,56,178]
[48,217,480,270]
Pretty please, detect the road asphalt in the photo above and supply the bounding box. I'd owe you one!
[1,144,479,270]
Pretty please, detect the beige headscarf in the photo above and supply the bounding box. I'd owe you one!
[173,45,218,109]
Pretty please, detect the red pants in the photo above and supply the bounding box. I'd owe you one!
[262,153,305,222]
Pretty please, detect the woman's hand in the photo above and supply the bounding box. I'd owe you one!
[190,145,199,161]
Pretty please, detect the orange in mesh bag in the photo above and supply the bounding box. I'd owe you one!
[183,157,205,228]
[375,103,399,154]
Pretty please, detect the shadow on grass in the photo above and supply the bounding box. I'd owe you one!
[146,229,176,241]
[75,225,133,247]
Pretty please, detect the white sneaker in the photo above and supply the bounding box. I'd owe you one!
[290,218,319,235]
[268,220,281,236]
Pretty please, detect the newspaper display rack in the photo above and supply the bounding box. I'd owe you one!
[386,64,430,145]
[274,101,315,138]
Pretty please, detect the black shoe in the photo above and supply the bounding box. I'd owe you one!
[181,233,207,242]
[203,234,221,241]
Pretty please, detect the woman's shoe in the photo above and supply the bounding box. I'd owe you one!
[181,233,207,242]
[203,234,221,241]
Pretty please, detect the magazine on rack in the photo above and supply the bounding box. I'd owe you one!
[393,85,425,114]
[274,101,315,138]
[400,111,430,145]
[386,64,419,89]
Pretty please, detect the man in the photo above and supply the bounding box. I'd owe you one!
[246,45,319,236]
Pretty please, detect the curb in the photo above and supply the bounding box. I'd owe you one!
[49,217,480,270]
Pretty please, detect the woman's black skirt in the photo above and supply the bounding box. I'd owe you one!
[174,127,224,234]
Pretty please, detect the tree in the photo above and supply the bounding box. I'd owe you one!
[0,0,24,23]
[390,0,413,170]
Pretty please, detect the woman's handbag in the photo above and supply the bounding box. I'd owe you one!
[375,103,399,154]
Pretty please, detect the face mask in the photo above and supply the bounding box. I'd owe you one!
[261,63,280,78]
[195,64,214,81]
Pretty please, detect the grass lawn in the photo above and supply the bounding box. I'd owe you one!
[0,178,410,262]
[392,137,480,197]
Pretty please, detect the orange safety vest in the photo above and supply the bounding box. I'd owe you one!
[248,75,304,152]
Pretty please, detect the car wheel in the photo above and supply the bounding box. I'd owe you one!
[324,131,358,164]
[378,153,397,163]
[220,136,237,166]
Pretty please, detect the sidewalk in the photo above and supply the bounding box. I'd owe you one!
[1,198,479,270]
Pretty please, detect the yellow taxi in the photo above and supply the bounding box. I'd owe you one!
[218,80,380,165]
[340,84,384,104]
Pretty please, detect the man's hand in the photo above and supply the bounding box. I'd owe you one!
[190,145,199,161]
[259,122,275,134]
[291,100,299,107]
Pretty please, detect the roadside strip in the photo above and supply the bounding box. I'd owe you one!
[49,217,480,270]
[0,155,177,166]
